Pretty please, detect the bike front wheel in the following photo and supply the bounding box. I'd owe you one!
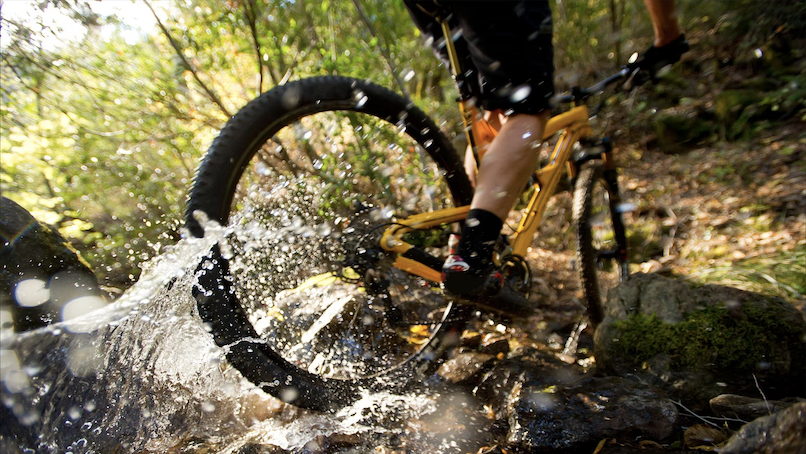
[573,161,630,325]
[187,76,474,411]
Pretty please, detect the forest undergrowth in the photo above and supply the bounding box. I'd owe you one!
[523,46,805,326]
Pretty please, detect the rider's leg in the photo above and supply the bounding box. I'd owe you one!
[471,112,548,220]
[443,111,548,295]
[439,1,554,296]
[644,0,682,46]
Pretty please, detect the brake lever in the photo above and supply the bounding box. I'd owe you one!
[622,67,649,91]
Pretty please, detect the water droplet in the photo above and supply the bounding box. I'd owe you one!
[403,69,415,82]
[280,386,299,403]
[316,224,332,236]
[354,90,368,108]
[14,279,49,307]
[68,406,82,420]
[201,401,216,413]
[510,85,531,103]
[281,87,301,109]
[616,202,636,214]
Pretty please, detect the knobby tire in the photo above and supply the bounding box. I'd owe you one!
[187,77,473,412]
[573,161,629,325]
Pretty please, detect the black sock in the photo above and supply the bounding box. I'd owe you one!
[457,209,503,272]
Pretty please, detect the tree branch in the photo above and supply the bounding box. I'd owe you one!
[350,0,410,98]
[143,0,231,117]
[240,0,265,94]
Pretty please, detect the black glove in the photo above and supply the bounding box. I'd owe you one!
[627,34,689,84]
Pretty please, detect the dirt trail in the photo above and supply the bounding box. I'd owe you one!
[517,118,805,329]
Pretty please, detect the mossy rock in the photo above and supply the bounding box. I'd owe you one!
[714,90,762,121]
[712,89,781,140]
[1,197,104,332]
[651,113,713,154]
[595,273,806,411]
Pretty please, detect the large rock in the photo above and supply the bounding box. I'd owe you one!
[504,375,678,452]
[719,402,806,454]
[710,394,804,421]
[469,347,678,453]
[594,273,806,411]
[1,197,105,332]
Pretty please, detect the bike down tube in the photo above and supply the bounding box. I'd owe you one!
[511,107,591,256]
[512,124,587,257]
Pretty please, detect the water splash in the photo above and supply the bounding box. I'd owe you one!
[217,389,438,453]
[1,180,466,453]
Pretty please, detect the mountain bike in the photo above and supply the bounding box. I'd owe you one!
[187,21,632,412]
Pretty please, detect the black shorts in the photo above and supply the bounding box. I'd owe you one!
[405,0,554,115]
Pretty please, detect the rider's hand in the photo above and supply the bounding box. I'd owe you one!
[627,34,689,84]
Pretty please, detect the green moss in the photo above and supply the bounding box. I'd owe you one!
[612,303,802,374]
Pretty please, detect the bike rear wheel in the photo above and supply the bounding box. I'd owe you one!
[573,161,629,325]
[187,76,473,411]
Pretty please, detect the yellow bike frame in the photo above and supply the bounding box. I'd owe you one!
[379,17,598,283]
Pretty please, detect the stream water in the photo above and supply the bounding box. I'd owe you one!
[1,219,495,453]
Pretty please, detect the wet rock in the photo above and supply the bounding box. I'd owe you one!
[1,196,105,333]
[476,446,507,454]
[467,346,676,452]
[719,402,806,454]
[595,273,806,411]
[459,331,483,350]
[479,335,510,357]
[709,393,804,421]
[438,351,495,385]
[406,391,493,453]
[473,347,579,419]
[506,376,678,452]
[682,424,728,450]
[235,443,287,454]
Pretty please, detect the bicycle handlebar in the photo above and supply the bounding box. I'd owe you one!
[553,67,632,105]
